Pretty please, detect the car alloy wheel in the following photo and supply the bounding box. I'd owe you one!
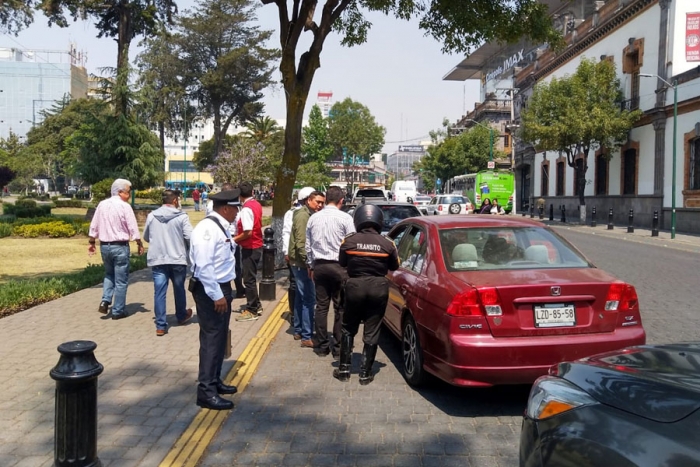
[402,315,426,386]
[448,203,461,214]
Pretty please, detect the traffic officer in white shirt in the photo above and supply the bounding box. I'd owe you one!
[189,189,241,410]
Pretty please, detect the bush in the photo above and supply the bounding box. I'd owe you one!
[0,214,16,224]
[91,178,114,204]
[0,223,12,238]
[0,255,148,317]
[53,199,85,208]
[13,221,77,238]
[3,201,52,218]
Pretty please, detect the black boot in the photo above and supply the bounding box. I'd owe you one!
[333,334,353,382]
[359,344,377,385]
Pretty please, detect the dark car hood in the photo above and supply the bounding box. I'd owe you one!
[556,343,700,422]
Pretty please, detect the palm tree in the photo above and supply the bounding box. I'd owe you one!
[244,116,281,142]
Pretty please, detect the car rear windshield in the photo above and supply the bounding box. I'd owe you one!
[355,189,385,198]
[441,196,465,204]
[380,205,421,230]
[440,227,591,271]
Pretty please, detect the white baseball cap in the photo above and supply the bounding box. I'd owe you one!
[297,186,316,201]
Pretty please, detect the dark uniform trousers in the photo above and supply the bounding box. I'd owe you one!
[313,260,347,354]
[193,280,233,399]
[234,245,245,295]
[241,247,262,311]
[343,276,390,345]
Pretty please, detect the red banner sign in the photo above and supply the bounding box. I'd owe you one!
[687,12,700,62]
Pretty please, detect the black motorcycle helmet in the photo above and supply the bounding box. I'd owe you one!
[353,204,384,233]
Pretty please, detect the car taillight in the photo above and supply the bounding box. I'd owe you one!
[605,283,639,311]
[447,287,502,317]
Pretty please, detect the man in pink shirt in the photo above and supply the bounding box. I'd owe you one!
[88,178,144,319]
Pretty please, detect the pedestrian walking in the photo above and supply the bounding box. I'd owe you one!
[88,178,144,319]
[305,186,355,358]
[288,188,325,346]
[189,189,241,410]
[334,204,399,384]
[192,187,201,212]
[234,181,264,322]
[142,189,194,336]
[282,193,303,328]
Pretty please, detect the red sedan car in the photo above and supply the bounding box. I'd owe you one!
[383,216,646,387]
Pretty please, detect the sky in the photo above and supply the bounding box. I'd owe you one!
[2,1,482,153]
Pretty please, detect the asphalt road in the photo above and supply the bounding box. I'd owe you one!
[201,229,699,467]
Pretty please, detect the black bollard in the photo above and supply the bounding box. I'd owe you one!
[608,208,614,230]
[627,209,634,233]
[530,204,534,218]
[538,205,544,220]
[549,204,554,221]
[652,210,659,237]
[50,341,104,467]
[591,207,597,227]
[561,205,566,223]
[259,227,276,301]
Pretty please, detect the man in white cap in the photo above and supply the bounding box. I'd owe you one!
[287,187,325,347]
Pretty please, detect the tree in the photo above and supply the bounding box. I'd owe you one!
[264,0,562,234]
[302,105,333,165]
[43,0,177,114]
[193,134,237,171]
[175,0,279,159]
[520,57,642,223]
[207,137,273,185]
[24,97,110,191]
[1,132,41,194]
[244,116,281,142]
[0,0,33,34]
[68,113,163,189]
[327,98,385,191]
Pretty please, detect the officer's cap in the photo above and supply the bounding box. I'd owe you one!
[211,189,241,206]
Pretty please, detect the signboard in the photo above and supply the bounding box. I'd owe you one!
[487,161,496,169]
[398,145,424,153]
[484,48,525,83]
[687,13,700,62]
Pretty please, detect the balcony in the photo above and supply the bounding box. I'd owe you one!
[619,96,639,112]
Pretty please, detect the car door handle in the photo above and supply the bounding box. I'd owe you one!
[400,285,409,295]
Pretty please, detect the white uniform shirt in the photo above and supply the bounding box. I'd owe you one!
[189,212,236,301]
[282,206,300,256]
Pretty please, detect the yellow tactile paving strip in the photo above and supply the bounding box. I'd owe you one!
[160,294,289,467]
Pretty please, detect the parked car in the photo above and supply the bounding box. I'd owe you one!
[520,343,700,467]
[342,201,422,235]
[352,188,388,203]
[383,215,646,387]
[425,194,473,215]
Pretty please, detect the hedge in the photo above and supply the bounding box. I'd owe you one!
[0,216,90,238]
[13,221,77,238]
[53,199,85,208]
[3,199,52,218]
[0,255,148,318]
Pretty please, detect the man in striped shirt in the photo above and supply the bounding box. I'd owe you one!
[305,186,356,358]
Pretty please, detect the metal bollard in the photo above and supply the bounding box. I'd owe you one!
[561,205,566,223]
[627,209,634,233]
[591,207,597,227]
[652,210,659,237]
[538,205,544,220]
[50,341,103,467]
[549,204,554,221]
[608,208,614,230]
[530,204,534,218]
[259,227,276,301]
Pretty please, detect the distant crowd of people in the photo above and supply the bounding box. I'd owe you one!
[478,198,506,215]
[87,179,391,411]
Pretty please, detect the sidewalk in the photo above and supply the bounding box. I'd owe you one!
[0,267,289,467]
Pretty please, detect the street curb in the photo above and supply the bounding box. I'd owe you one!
[160,293,289,467]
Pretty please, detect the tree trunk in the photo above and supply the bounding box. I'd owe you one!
[577,159,587,224]
[158,122,165,152]
[116,3,132,116]
[214,111,222,161]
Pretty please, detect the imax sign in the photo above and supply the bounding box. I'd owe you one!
[485,49,525,83]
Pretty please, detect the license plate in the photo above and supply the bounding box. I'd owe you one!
[534,303,576,328]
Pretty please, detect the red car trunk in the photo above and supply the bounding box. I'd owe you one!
[451,268,621,338]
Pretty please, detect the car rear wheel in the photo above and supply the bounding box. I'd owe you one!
[448,203,461,214]
[402,315,426,386]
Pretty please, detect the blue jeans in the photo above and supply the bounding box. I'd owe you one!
[152,264,189,330]
[291,265,315,341]
[101,244,130,316]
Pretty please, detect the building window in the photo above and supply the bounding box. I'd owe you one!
[622,148,637,195]
[168,161,198,172]
[503,135,510,148]
[541,161,549,196]
[556,160,565,196]
[595,154,608,195]
[623,39,644,110]
[691,137,700,191]
[630,70,640,110]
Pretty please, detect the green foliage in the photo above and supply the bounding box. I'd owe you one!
[13,221,77,238]
[520,57,642,203]
[0,255,148,317]
[0,223,12,238]
[69,113,163,189]
[91,179,115,204]
[328,98,386,163]
[1,132,41,195]
[295,162,333,189]
[53,199,85,208]
[193,134,236,171]
[302,105,333,164]
[0,0,34,34]
[3,201,52,218]
[0,214,16,224]
[208,138,274,186]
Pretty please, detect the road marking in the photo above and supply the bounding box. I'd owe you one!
[160,294,289,467]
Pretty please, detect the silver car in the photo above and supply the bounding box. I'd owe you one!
[425,194,473,215]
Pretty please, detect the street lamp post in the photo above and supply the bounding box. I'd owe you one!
[467,119,495,161]
[640,73,677,239]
